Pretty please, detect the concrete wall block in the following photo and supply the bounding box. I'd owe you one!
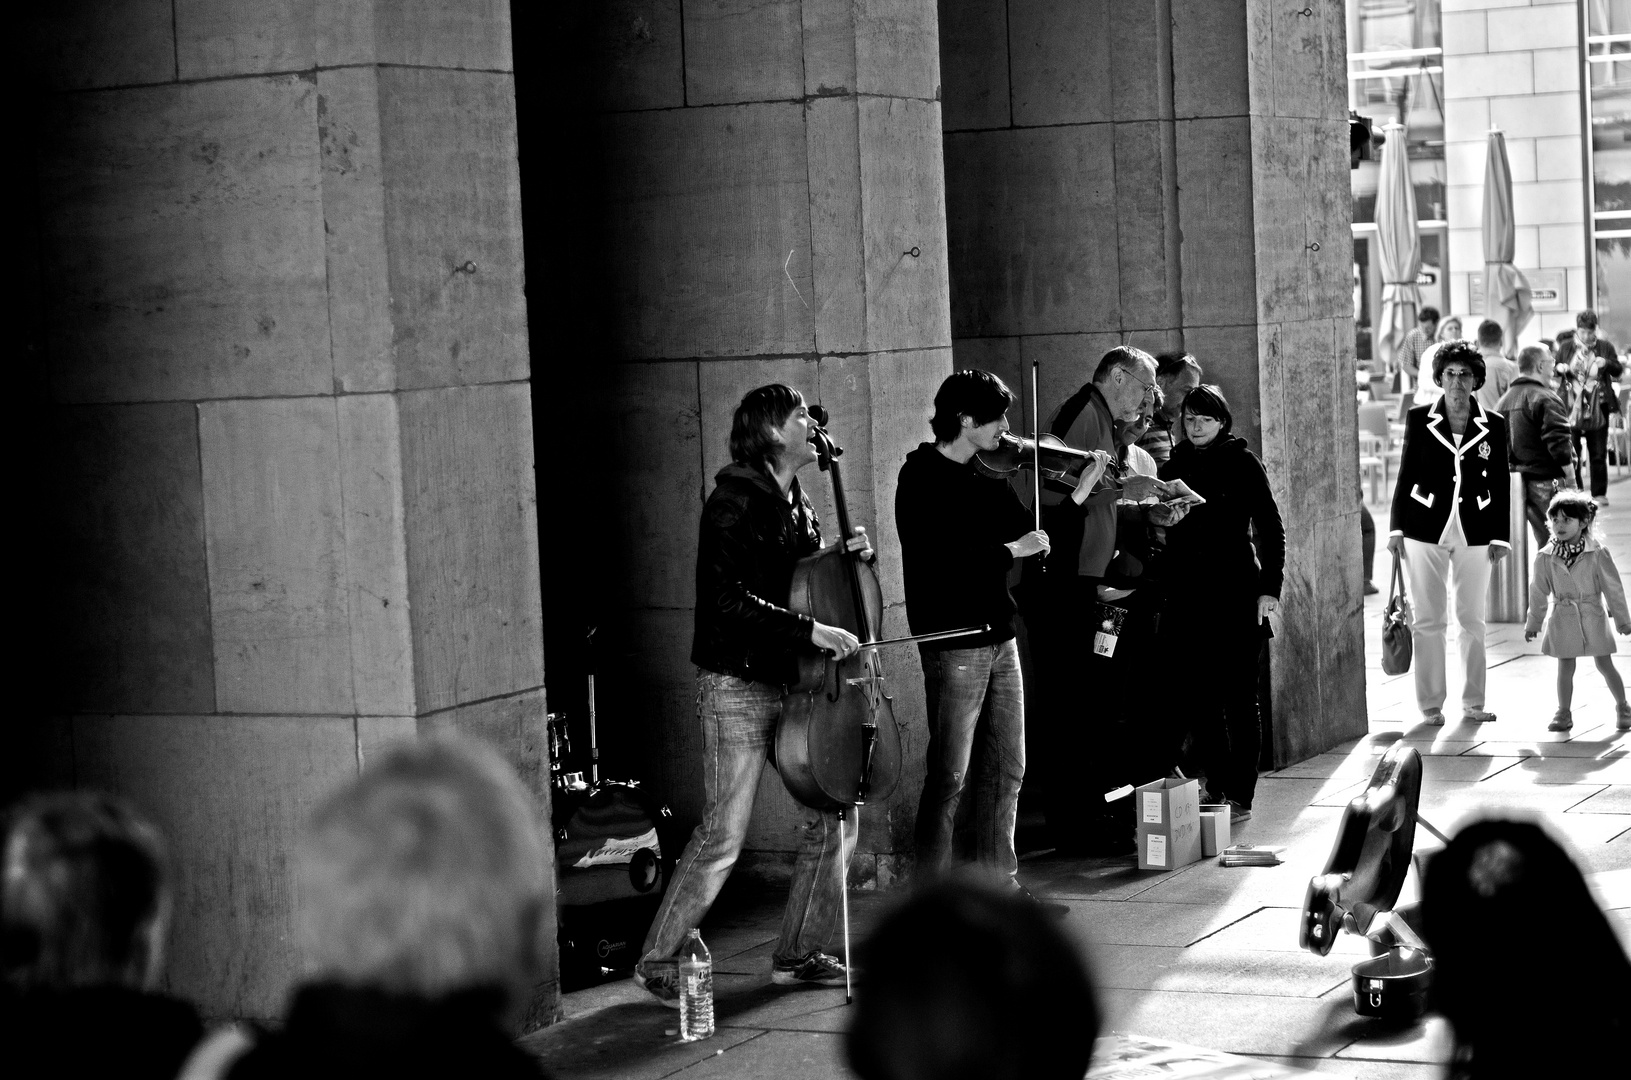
[1567,266,1587,316]
[316,67,395,394]
[1447,183,1482,227]
[398,384,546,712]
[201,398,354,715]
[1505,137,1538,185]
[419,688,551,801]
[807,99,867,354]
[1444,97,1492,144]
[357,715,416,765]
[1250,116,1314,326]
[1535,135,1584,181]
[1449,224,1484,271]
[1441,11,1488,56]
[684,0,804,105]
[1113,122,1174,332]
[943,125,1121,337]
[584,0,685,111]
[1537,223,1586,268]
[376,68,529,389]
[594,607,704,825]
[1513,179,1587,225]
[1490,92,1581,140]
[1281,322,1345,525]
[74,713,360,1019]
[935,0,1009,130]
[39,76,332,404]
[1532,46,1581,95]
[609,362,706,610]
[1176,117,1258,327]
[1515,225,1540,269]
[372,0,513,71]
[852,0,943,101]
[1171,0,1250,120]
[600,104,816,358]
[1445,140,1489,187]
[175,0,316,79]
[27,1,176,91]
[1109,0,1165,121]
[1007,0,1111,127]
[859,97,954,351]
[47,404,215,714]
[13,717,78,795]
[1258,0,1346,121]
[336,394,416,716]
[802,0,859,95]
[1308,120,1357,320]
[1443,53,1534,100]
[813,356,880,541]
[1485,4,1580,54]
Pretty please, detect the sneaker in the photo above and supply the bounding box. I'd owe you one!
[633,962,680,1008]
[771,951,847,987]
[1618,702,1631,731]
[1547,709,1573,732]
[1597,497,1610,507]
[1462,708,1497,723]
[1422,708,1445,727]
[1364,580,1380,596]
[1227,799,1252,825]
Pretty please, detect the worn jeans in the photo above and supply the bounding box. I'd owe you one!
[1522,476,1561,548]
[914,640,1025,881]
[1573,426,1610,496]
[639,670,852,969]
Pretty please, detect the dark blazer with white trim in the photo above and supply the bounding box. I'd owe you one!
[1388,398,1512,549]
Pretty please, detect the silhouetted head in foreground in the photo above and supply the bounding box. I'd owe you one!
[847,875,1099,1080]
[2,791,170,991]
[1423,818,1631,1080]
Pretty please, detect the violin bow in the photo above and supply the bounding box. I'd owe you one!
[1031,360,1041,532]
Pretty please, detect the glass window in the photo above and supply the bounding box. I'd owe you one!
[1591,1,1631,339]
[1596,238,1631,348]
[1590,1,1631,37]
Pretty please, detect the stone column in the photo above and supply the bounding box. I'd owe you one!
[27,3,552,1022]
[939,0,1366,765]
[581,1,952,885]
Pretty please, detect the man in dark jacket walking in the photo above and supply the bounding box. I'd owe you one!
[635,384,871,1003]
[1497,345,1574,547]
[896,370,1053,888]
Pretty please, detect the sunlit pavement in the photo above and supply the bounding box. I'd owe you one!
[523,477,1631,1080]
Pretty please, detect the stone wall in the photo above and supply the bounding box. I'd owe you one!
[24,2,553,1023]
[938,0,1367,765]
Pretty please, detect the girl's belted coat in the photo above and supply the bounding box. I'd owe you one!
[1526,538,1630,658]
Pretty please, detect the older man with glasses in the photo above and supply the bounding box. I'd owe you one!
[1386,341,1512,727]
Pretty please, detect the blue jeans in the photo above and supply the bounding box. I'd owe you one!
[914,640,1025,881]
[639,670,851,969]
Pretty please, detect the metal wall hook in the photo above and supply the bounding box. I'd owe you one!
[903,246,921,258]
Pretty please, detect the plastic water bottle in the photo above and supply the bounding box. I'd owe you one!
[678,928,714,1041]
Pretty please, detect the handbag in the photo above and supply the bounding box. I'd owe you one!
[1380,552,1412,676]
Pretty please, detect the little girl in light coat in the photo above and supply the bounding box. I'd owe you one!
[1525,490,1631,731]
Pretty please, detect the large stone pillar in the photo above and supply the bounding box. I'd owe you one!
[25,3,553,1022]
[939,0,1366,764]
[576,1,951,884]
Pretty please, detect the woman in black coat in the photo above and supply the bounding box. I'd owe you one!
[1158,385,1285,819]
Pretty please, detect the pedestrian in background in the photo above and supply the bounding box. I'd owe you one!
[1397,306,1439,393]
[1524,491,1631,733]
[1472,320,1516,411]
[1496,345,1574,548]
[1556,309,1622,503]
[1412,314,1464,411]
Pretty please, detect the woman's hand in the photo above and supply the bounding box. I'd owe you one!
[1618,621,1631,637]
[1386,534,1405,557]
[1070,451,1112,505]
[1006,530,1050,559]
[1147,502,1188,526]
[843,526,873,561]
[1488,545,1509,565]
[1257,595,1279,624]
[811,621,860,660]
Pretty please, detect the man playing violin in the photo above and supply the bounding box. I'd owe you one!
[1029,346,1167,853]
[895,370,1083,895]
[634,384,872,1004]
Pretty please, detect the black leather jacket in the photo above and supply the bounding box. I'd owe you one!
[690,463,820,686]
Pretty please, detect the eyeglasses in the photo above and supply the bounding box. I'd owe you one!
[1439,368,1477,382]
[1124,370,1157,398]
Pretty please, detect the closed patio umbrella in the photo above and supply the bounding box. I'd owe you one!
[1375,121,1421,379]
[1482,129,1533,347]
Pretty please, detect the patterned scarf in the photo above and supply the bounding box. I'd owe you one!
[1554,535,1588,569]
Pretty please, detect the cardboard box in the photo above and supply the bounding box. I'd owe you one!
[1136,778,1202,871]
[1199,804,1230,857]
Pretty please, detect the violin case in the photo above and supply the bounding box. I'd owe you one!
[553,779,678,984]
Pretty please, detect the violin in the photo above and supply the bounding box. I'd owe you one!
[973,431,1105,482]
[776,407,901,809]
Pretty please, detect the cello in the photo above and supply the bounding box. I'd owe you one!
[775,406,900,810]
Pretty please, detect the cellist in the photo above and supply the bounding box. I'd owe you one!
[634,384,871,1005]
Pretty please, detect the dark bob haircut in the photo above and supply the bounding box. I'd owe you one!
[930,370,1015,444]
[1432,339,1486,390]
[1180,383,1233,437]
[1547,489,1598,528]
[847,875,1099,1080]
[729,384,804,472]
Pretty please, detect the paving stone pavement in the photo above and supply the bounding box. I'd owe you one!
[522,477,1631,1079]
